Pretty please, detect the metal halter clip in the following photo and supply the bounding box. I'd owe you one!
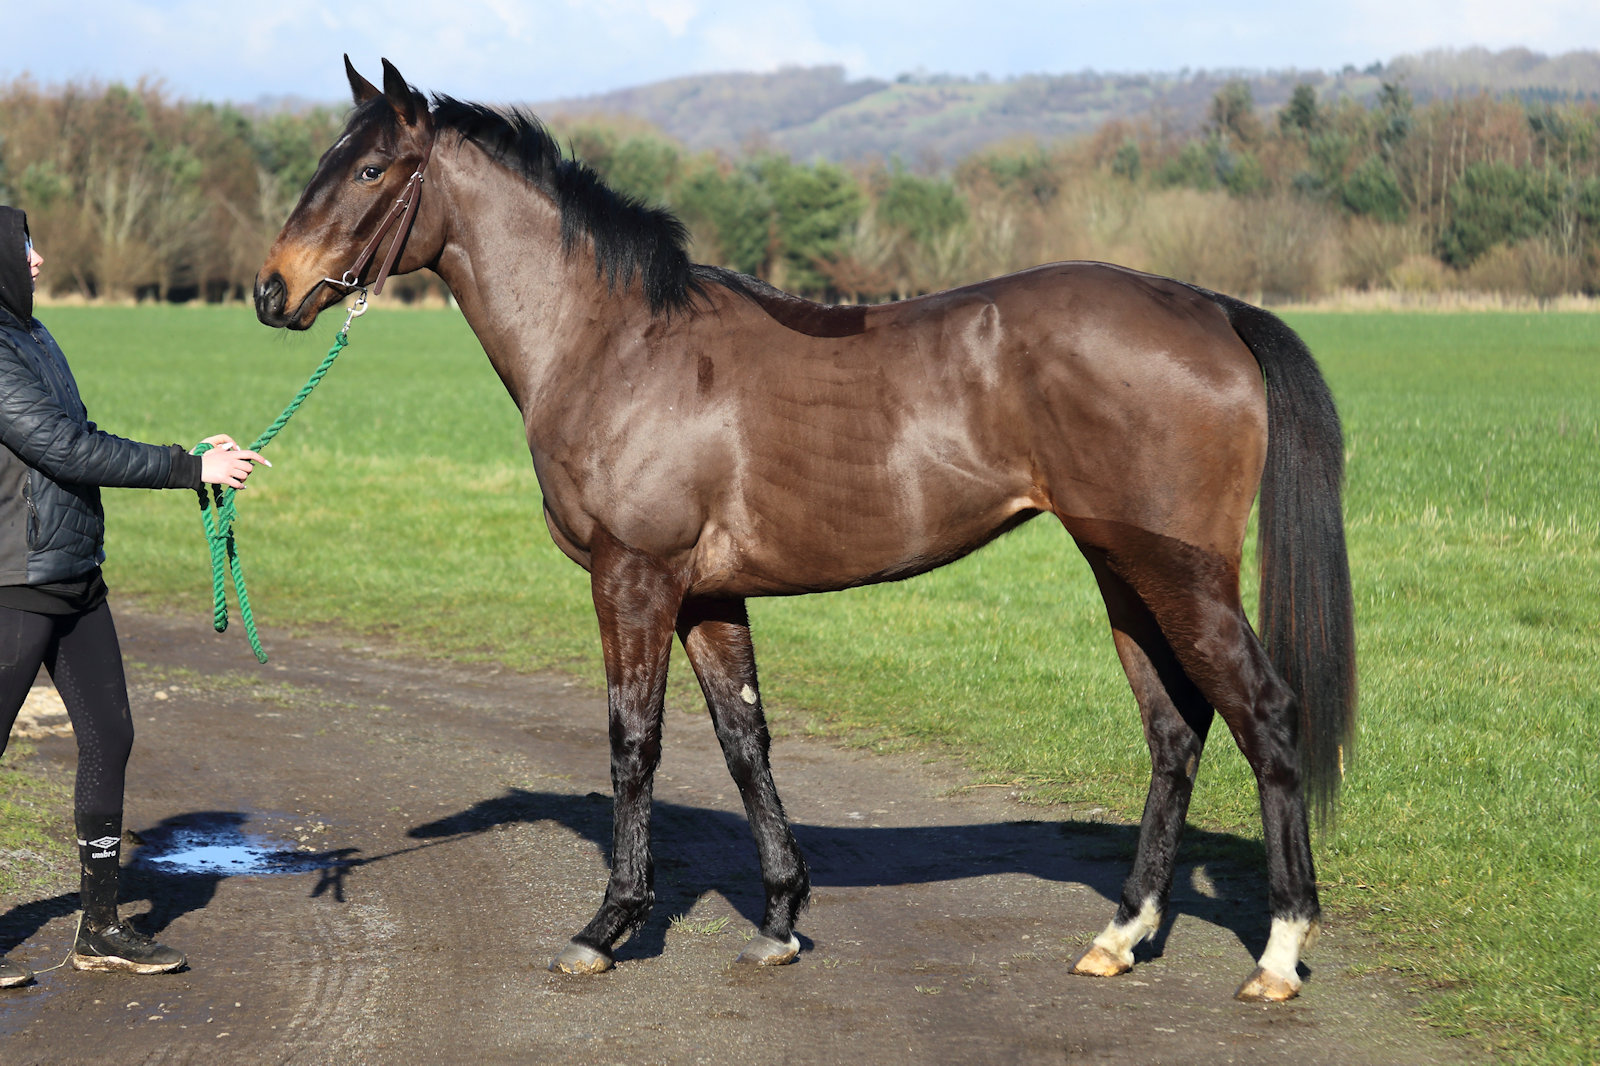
[339,289,370,337]
[321,270,361,290]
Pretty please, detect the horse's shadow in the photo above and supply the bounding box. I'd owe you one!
[408,788,1273,966]
[1,792,1273,971]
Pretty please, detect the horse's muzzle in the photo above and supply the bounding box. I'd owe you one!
[254,272,290,328]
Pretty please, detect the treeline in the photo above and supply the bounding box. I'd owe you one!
[2,75,1598,305]
[0,78,349,303]
[565,82,1600,302]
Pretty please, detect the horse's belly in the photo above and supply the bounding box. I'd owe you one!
[691,484,1041,597]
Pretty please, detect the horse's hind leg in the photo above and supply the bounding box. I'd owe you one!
[1067,520,1320,1001]
[677,596,809,964]
[1070,546,1215,980]
[550,534,682,975]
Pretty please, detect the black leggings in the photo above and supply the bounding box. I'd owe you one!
[0,602,133,819]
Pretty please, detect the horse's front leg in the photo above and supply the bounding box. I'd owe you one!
[677,596,809,964]
[550,535,683,975]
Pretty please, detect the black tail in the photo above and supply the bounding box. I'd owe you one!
[1209,293,1357,828]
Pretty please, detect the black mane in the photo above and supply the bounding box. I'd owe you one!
[424,95,868,331]
[430,95,706,314]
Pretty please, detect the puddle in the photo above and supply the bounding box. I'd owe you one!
[133,817,342,877]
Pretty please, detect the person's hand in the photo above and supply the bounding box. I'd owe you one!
[198,436,269,488]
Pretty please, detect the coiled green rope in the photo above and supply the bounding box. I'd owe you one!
[194,294,367,662]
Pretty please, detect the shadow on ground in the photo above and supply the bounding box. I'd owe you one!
[2,789,1272,976]
[406,787,1274,966]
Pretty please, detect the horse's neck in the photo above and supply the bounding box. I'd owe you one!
[431,165,643,413]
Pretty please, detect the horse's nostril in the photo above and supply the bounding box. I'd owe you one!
[254,273,287,323]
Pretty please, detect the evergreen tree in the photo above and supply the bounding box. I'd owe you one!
[1342,157,1407,222]
[1279,84,1323,136]
[1439,162,1556,266]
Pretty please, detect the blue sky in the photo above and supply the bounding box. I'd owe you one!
[5,1,1598,107]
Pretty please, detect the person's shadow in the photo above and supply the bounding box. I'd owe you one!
[407,787,1274,967]
[0,810,364,964]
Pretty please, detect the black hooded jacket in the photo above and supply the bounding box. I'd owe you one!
[0,209,34,325]
[0,206,202,589]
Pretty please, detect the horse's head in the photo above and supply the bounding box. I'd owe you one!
[255,57,441,330]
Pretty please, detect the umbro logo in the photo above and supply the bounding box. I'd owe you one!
[86,837,120,850]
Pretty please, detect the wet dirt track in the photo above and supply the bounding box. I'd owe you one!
[1,609,1483,1065]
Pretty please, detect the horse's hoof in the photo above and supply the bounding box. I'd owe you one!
[1070,943,1132,978]
[1234,966,1301,1002]
[548,941,613,975]
[736,933,800,966]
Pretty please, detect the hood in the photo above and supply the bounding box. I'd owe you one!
[0,207,33,323]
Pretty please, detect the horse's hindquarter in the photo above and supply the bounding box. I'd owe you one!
[1009,265,1269,560]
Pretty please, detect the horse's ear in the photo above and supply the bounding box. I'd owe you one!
[381,58,419,126]
[345,55,382,105]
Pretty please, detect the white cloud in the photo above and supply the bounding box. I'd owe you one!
[696,8,865,74]
[646,0,699,37]
[1338,0,1600,63]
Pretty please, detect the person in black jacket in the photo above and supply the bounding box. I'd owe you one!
[0,206,264,987]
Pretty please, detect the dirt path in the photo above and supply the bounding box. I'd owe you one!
[1,609,1481,1065]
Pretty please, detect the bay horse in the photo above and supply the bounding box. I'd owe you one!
[255,58,1356,1002]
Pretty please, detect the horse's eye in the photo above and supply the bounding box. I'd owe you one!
[357,165,385,183]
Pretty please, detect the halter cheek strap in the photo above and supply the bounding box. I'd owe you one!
[323,133,437,296]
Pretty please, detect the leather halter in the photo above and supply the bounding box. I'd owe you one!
[322,134,437,296]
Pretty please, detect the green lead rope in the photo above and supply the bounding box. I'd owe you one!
[193,295,366,662]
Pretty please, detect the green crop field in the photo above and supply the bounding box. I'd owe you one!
[5,304,1597,1062]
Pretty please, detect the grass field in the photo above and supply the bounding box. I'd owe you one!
[6,304,1597,1062]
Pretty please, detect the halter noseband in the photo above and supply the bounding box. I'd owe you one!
[322,133,437,297]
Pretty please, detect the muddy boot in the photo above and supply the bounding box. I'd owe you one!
[71,917,186,975]
[0,956,32,987]
[68,813,185,975]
